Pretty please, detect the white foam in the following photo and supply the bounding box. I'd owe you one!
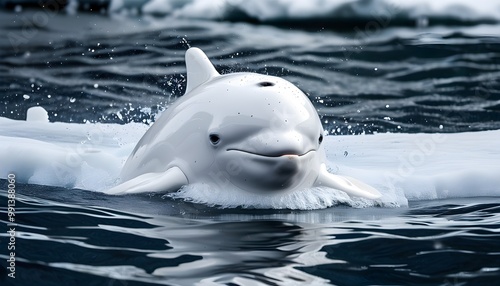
[111,0,500,22]
[167,184,389,210]
[1,114,499,209]
[0,116,147,191]
[325,131,500,202]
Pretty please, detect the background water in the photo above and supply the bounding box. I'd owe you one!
[1,0,500,285]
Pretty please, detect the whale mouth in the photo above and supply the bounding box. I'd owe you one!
[226,149,315,158]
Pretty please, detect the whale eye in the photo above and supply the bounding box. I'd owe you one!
[258,81,275,87]
[209,134,221,145]
[318,134,324,145]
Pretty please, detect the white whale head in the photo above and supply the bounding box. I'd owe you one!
[201,73,323,193]
[107,47,381,204]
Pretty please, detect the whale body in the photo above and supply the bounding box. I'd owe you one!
[106,47,381,201]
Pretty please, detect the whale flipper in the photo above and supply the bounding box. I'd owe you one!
[315,164,382,200]
[106,167,188,195]
[185,47,220,93]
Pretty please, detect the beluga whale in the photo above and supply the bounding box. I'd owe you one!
[106,47,381,204]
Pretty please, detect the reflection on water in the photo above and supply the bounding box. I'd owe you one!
[1,183,499,285]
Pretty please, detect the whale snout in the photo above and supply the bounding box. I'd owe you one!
[216,148,317,193]
[274,155,300,176]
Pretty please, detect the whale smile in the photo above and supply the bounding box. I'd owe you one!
[226,148,316,158]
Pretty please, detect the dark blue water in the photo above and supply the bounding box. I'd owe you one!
[1,4,500,286]
[1,10,499,135]
[1,182,500,285]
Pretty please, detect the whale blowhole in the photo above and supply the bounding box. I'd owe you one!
[258,81,275,87]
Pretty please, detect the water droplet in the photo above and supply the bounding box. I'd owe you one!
[69,98,76,103]
[23,94,30,99]
[94,83,99,88]
[439,125,443,129]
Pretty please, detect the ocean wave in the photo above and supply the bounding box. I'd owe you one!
[2,0,500,29]
[115,0,500,28]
